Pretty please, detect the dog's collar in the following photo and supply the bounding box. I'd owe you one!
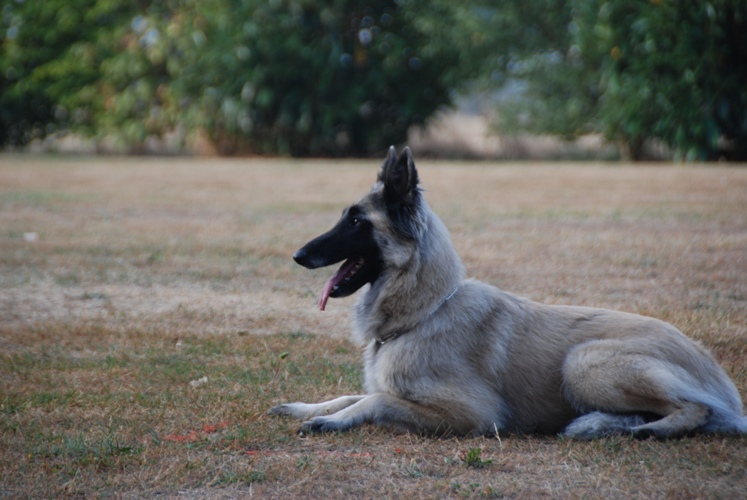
[374,285,460,346]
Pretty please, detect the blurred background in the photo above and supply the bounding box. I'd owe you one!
[1,0,745,161]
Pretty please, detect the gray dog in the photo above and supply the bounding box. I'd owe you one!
[270,147,747,439]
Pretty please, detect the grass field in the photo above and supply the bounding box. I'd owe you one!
[1,155,746,498]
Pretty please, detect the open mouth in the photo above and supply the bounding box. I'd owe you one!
[318,257,368,311]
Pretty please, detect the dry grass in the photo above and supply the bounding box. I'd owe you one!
[1,155,746,498]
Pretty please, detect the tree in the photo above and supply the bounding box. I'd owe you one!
[583,0,747,160]
[168,0,491,156]
[1,0,492,156]
[493,0,747,161]
[0,1,169,147]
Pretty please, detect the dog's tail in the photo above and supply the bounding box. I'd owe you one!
[725,415,747,434]
[680,387,747,434]
[733,414,747,434]
[722,414,747,434]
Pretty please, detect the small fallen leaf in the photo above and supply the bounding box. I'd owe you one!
[202,421,229,433]
[163,430,200,443]
[189,376,208,389]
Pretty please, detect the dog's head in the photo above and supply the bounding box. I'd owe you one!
[293,146,423,310]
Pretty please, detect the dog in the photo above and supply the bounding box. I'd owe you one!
[269,146,747,439]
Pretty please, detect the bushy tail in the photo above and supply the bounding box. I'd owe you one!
[724,415,747,434]
[720,414,747,434]
[738,416,747,434]
[691,396,747,434]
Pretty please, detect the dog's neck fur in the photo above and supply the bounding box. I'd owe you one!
[372,283,460,345]
[353,203,464,345]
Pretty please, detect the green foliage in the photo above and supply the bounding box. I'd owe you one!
[460,447,492,469]
[494,0,747,160]
[584,0,747,160]
[0,1,143,145]
[174,0,482,156]
[1,0,490,156]
[4,0,744,159]
[494,53,601,140]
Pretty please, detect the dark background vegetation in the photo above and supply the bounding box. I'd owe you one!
[2,0,746,159]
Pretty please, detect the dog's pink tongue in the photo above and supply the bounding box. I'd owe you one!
[318,258,358,311]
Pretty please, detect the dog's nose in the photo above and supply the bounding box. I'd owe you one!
[293,248,308,266]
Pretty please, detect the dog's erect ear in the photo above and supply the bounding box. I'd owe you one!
[379,146,419,203]
[378,146,424,239]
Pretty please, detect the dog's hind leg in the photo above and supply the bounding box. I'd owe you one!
[561,340,712,439]
[628,402,711,438]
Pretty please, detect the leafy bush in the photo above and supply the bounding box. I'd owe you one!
[5,0,744,159]
[178,0,484,156]
[0,0,103,145]
[493,0,747,160]
[1,0,489,156]
[586,0,747,160]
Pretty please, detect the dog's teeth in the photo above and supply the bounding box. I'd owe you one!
[344,260,364,283]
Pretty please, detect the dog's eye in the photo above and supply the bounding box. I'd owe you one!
[350,217,360,226]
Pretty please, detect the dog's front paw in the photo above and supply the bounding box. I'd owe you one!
[268,402,312,420]
[298,416,348,435]
[268,403,293,417]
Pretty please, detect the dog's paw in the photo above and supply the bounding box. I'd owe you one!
[268,404,287,416]
[268,403,304,418]
[298,416,348,435]
[562,411,645,440]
